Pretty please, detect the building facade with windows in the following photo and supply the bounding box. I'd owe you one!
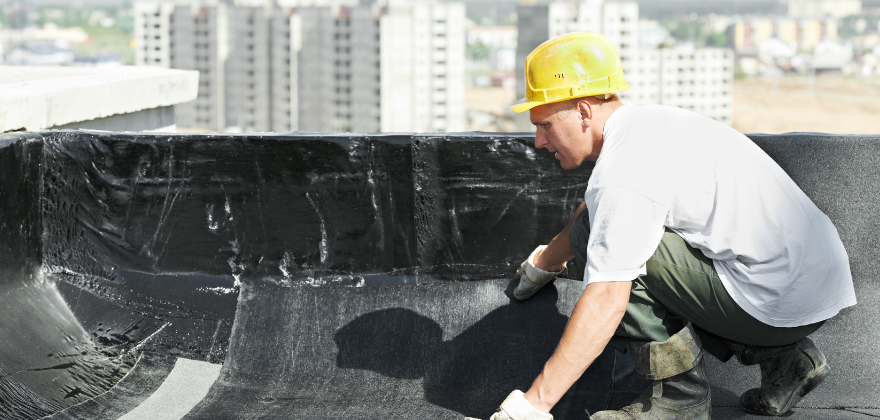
[134,0,464,133]
[135,1,228,130]
[729,16,838,53]
[788,0,861,19]
[515,0,733,128]
[380,2,466,132]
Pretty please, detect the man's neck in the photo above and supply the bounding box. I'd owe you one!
[591,100,625,146]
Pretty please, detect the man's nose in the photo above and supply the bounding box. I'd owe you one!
[534,132,547,149]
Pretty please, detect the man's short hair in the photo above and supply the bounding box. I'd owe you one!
[551,94,617,118]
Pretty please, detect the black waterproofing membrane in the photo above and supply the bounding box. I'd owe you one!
[0,131,878,419]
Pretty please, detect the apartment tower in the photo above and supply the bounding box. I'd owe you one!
[134,0,465,133]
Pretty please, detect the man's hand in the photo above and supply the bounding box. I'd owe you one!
[515,202,585,301]
[488,390,553,420]
[515,246,565,300]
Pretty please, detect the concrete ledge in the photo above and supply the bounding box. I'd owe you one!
[53,106,176,133]
[0,66,198,132]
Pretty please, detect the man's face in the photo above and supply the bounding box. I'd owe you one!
[530,101,595,170]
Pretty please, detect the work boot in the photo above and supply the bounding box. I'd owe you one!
[591,323,711,419]
[727,337,830,416]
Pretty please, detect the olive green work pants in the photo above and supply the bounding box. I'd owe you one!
[568,210,824,362]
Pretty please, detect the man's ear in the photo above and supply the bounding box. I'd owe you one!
[577,99,593,132]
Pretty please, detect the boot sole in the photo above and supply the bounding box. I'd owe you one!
[742,363,830,416]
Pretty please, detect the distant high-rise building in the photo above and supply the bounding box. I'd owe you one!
[134,0,464,133]
[515,0,733,128]
[788,0,861,18]
[654,47,733,125]
[728,17,838,53]
[135,1,229,130]
[225,5,271,131]
[380,2,466,132]
[134,2,174,68]
[176,4,229,130]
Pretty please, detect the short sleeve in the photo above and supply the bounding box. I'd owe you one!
[584,186,669,285]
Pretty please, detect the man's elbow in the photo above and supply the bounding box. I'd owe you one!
[584,280,631,315]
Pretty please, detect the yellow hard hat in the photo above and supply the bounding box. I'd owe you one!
[511,31,629,113]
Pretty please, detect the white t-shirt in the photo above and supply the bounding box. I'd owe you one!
[583,104,856,328]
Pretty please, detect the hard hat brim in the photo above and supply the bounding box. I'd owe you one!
[510,97,544,114]
[510,84,631,114]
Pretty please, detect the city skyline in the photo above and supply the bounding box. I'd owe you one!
[135,0,465,132]
[3,0,880,134]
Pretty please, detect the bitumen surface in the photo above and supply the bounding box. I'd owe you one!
[35,278,880,419]
[0,131,878,419]
[34,278,880,419]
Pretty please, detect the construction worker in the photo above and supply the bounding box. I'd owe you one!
[489,32,856,419]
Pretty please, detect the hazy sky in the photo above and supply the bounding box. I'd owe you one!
[16,0,880,17]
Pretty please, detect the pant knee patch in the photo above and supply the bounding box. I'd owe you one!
[630,322,703,380]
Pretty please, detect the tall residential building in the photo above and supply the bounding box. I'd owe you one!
[618,47,733,125]
[515,0,733,127]
[134,2,174,68]
[174,4,229,130]
[380,2,466,132]
[136,2,228,130]
[654,48,733,124]
[225,5,271,131]
[729,17,838,52]
[269,8,297,132]
[788,0,861,18]
[134,1,464,133]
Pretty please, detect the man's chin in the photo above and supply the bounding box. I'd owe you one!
[559,160,576,170]
[553,152,583,170]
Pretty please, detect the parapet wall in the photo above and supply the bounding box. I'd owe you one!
[36,131,591,285]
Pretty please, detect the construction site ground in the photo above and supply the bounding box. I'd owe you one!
[465,74,880,135]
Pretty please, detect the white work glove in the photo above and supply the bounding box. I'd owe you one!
[514,245,565,301]
[487,390,553,420]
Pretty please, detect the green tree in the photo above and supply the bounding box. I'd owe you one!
[467,41,489,62]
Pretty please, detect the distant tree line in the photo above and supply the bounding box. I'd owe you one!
[637,0,785,20]
[663,19,729,48]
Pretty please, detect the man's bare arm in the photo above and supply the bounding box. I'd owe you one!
[523,280,631,412]
[533,202,586,271]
